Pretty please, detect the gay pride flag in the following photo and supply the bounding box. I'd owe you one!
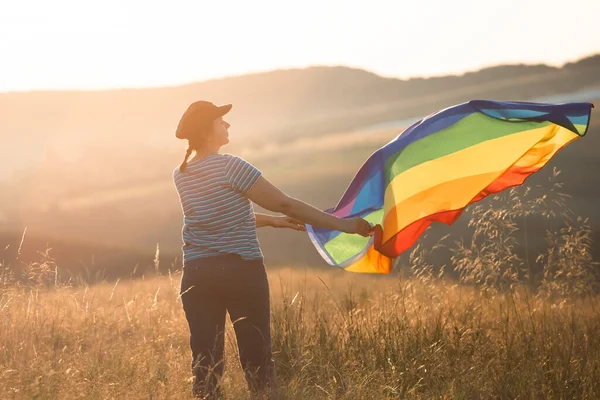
[306,100,594,274]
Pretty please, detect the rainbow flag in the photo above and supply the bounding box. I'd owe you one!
[306,100,594,274]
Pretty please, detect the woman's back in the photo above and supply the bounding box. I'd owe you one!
[173,153,263,263]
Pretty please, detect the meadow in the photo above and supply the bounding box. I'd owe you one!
[1,267,599,399]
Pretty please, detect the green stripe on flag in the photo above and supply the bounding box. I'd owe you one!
[384,113,552,186]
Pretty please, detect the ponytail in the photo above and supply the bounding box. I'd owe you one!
[179,145,193,172]
[178,128,208,172]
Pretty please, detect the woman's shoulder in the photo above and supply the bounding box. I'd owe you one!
[173,154,255,178]
[173,154,230,177]
[188,153,231,168]
[219,153,244,161]
[219,153,256,167]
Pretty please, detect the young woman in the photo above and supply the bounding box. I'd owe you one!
[173,101,373,398]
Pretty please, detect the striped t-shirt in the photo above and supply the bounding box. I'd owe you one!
[173,153,263,264]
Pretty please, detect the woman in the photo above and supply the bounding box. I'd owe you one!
[173,101,373,398]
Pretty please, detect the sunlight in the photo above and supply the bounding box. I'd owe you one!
[1,0,599,91]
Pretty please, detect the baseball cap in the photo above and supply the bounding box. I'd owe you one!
[175,101,232,140]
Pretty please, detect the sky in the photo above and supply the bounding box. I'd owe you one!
[1,0,599,92]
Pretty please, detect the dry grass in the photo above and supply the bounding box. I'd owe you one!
[1,268,600,399]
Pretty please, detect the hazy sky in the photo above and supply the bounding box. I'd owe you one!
[1,0,599,92]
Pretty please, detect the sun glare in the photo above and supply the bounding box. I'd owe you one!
[0,0,598,92]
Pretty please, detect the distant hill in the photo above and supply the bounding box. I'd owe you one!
[1,54,599,177]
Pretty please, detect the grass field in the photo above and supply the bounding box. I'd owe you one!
[1,264,600,399]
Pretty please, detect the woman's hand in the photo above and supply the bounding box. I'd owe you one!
[338,217,373,237]
[270,216,306,231]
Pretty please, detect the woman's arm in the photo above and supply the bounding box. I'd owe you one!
[246,176,372,236]
[255,213,306,231]
[255,213,273,228]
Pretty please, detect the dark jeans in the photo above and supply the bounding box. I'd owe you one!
[180,254,274,398]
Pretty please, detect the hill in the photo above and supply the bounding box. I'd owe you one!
[1,54,599,179]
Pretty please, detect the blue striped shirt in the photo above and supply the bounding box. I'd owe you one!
[173,153,263,264]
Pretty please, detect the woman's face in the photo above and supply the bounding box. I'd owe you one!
[211,117,231,147]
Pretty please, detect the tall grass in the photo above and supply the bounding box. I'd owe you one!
[1,271,599,399]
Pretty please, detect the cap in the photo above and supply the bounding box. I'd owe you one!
[175,101,232,140]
